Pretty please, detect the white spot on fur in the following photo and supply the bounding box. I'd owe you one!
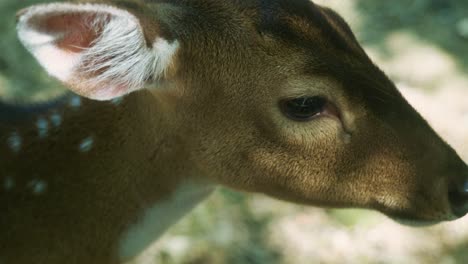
[28,179,48,195]
[118,182,215,261]
[69,96,81,108]
[50,112,62,127]
[36,117,49,138]
[79,136,94,152]
[3,176,15,191]
[17,3,179,101]
[7,132,22,153]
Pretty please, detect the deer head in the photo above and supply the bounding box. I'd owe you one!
[2,0,467,262]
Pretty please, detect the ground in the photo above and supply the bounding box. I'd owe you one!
[1,0,467,263]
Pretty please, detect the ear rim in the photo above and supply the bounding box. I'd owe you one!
[16,2,142,50]
[16,3,180,101]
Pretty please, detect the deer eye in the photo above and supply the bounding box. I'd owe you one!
[279,96,328,121]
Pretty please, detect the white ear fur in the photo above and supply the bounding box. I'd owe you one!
[17,3,179,100]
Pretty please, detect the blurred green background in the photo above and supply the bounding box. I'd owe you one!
[1,0,467,263]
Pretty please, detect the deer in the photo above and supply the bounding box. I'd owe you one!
[1,0,467,263]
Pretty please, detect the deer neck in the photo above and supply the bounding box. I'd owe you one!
[89,91,218,259]
[77,91,218,260]
[1,90,216,260]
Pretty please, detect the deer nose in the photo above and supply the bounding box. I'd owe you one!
[449,177,468,218]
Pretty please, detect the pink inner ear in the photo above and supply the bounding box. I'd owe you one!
[18,4,166,101]
[32,12,110,53]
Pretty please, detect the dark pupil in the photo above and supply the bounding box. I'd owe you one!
[281,96,327,121]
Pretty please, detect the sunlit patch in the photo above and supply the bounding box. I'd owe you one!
[7,132,22,153]
[36,117,49,138]
[28,179,48,195]
[79,136,94,152]
[69,96,82,108]
[50,112,62,127]
[3,176,15,191]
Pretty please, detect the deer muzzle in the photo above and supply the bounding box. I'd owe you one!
[448,165,468,217]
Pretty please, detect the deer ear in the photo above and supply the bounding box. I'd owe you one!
[17,3,179,100]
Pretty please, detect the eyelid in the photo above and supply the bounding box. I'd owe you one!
[281,93,331,102]
[279,96,329,122]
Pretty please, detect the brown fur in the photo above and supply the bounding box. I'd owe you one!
[1,0,467,263]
